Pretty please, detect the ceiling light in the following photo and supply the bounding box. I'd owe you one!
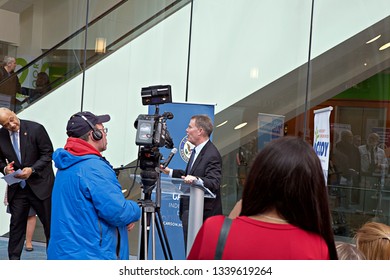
[250,67,259,79]
[366,35,381,44]
[379,42,390,51]
[95,37,107,53]
[216,120,228,128]
[234,122,247,130]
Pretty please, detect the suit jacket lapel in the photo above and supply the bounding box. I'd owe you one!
[189,141,209,175]
[189,154,199,175]
[185,150,194,175]
[3,129,20,165]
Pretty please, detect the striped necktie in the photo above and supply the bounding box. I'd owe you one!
[12,132,21,163]
[12,132,25,188]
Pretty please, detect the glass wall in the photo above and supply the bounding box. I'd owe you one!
[202,0,390,244]
[308,8,390,241]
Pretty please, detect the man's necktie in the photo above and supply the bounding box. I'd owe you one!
[12,132,21,162]
[11,132,25,188]
[187,149,196,172]
[370,148,375,165]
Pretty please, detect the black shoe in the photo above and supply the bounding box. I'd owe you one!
[25,246,34,252]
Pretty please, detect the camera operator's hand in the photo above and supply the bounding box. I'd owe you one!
[159,165,170,175]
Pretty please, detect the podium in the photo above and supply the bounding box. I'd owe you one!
[131,174,215,258]
[160,176,216,255]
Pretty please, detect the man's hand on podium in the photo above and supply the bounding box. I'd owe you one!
[182,175,198,184]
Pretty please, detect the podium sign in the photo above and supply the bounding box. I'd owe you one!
[131,175,215,260]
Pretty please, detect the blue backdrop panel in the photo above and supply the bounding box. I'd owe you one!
[147,102,214,260]
[257,113,285,151]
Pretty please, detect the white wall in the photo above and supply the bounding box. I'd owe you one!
[0,10,20,45]
[19,2,44,57]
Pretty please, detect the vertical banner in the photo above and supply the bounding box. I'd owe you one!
[313,106,333,184]
[147,102,215,260]
[16,56,50,88]
[258,113,285,151]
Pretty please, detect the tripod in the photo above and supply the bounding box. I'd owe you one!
[138,171,173,260]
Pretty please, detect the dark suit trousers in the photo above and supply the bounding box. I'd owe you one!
[8,183,51,260]
[180,209,189,252]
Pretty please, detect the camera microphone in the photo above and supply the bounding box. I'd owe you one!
[162,112,174,119]
[162,148,178,168]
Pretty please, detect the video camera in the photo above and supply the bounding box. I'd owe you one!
[134,85,174,193]
[135,112,173,148]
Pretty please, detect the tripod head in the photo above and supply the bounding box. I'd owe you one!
[138,146,162,195]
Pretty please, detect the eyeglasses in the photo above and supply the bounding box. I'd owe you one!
[98,128,108,134]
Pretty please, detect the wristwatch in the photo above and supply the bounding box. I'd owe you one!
[31,167,36,173]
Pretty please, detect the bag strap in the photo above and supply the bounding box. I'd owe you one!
[214,217,232,260]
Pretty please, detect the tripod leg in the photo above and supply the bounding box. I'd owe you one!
[154,213,168,260]
[138,204,153,260]
[156,208,173,260]
[151,212,156,260]
[142,209,149,260]
[138,197,173,260]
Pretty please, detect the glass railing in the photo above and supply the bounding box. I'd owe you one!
[329,172,390,239]
[0,0,190,113]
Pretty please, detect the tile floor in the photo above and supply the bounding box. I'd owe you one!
[0,237,47,260]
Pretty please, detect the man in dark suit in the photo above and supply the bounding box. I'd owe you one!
[0,107,54,260]
[161,114,222,249]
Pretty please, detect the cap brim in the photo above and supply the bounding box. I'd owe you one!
[96,114,110,123]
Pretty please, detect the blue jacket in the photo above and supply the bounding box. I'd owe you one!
[47,146,140,260]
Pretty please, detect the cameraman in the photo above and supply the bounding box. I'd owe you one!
[160,114,222,249]
[47,111,140,260]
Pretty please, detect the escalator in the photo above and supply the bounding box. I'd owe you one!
[0,0,190,113]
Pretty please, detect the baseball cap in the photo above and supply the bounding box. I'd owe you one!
[66,111,110,137]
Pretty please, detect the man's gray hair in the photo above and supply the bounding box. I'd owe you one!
[3,56,15,64]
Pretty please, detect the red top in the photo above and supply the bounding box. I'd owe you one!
[187,215,330,260]
[64,137,101,157]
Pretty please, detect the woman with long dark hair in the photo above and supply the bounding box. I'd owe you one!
[188,136,338,259]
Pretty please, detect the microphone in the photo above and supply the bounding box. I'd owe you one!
[162,112,174,119]
[162,148,178,168]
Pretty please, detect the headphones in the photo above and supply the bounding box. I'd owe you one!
[75,114,103,141]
